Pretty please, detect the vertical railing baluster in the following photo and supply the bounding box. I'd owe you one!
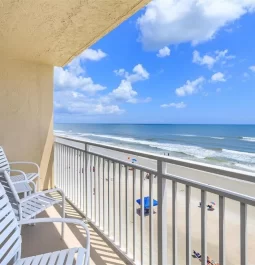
[201,190,207,265]
[94,155,97,222]
[61,144,64,189]
[98,156,101,226]
[98,156,101,227]
[157,160,167,265]
[76,150,79,207]
[73,148,75,203]
[90,154,93,219]
[172,180,177,265]
[133,168,136,262]
[85,144,88,218]
[240,202,247,265]
[79,149,82,209]
[125,164,129,254]
[82,150,85,212]
[219,196,225,265]
[113,161,116,241]
[186,185,191,265]
[149,173,154,265]
[119,163,122,248]
[140,170,144,265]
[54,143,57,187]
[66,147,71,198]
[103,158,105,231]
[108,159,110,236]
[64,145,66,193]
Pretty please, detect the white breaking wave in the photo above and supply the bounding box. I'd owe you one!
[242,137,255,142]
[76,133,255,164]
[173,134,224,140]
[172,134,197,137]
[54,130,65,133]
[235,163,255,172]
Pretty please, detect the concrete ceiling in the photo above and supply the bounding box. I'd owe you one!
[0,0,149,66]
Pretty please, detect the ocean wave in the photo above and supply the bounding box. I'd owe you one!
[173,134,224,140]
[234,163,255,172]
[75,133,255,164]
[172,134,197,137]
[241,137,255,142]
[54,130,65,133]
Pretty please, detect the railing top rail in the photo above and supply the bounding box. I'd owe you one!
[164,173,255,206]
[55,135,255,183]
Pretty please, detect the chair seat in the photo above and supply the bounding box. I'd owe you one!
[11,172,38,182]
[14,181,32,194]
[20,194,62,220]
[15,247,88,265]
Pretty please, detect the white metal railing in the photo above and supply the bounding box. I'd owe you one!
[54,135,255,265]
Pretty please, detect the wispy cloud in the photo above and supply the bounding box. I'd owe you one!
[161,102,186,109]
[176,77,205,96]
[193,49,235,69]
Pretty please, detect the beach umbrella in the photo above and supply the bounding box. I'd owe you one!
[210,202,216,205]
[132,158,137,163]
[136,196,158,209]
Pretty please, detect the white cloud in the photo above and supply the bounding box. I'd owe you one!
[54,67,106,93]
[54,91,124,115]
[211,72,226,82]
[137,0,255,49]
[161,102,186,108]
[56,101,123,115]
[111,80,138,102]
[176,77,205,96]
[193,49,235,68]
[249,65,255,72]
[111,64,150,103]
[80,49,107,61]
[193,51,216,69]
[114,64,149,83]
[157,46,171,58]
[66,48,107,76]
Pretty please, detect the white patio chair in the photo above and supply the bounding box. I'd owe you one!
[0,183,90,265]
[0,146,40,193]
[0,170,66,238]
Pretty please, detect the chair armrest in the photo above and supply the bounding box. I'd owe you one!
[19,217,90,254]
[20,187,65,203]
[6,169,28,181]
[9,161,40,174]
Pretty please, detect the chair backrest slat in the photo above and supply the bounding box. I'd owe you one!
[0,183,21,265]
[0,171,21,221]
[0,147,10,171]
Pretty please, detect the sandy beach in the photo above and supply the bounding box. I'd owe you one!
[87,145,255,265]
[58,139,255,265]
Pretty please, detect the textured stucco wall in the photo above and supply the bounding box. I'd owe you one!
[0,0,150,66]
[0,57,54,190]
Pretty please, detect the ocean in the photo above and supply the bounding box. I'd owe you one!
[54,124,255,173]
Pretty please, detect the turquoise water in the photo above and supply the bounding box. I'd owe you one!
[55,124,255,172]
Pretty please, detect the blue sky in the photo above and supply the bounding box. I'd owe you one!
[54,0,255,124]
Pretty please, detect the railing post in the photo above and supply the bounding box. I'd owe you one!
[240,202,247,265]
[85,143,88,219]
[157,159,167,265]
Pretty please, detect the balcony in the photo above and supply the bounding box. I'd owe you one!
[21,192,126,265]
[52,135,255,265]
